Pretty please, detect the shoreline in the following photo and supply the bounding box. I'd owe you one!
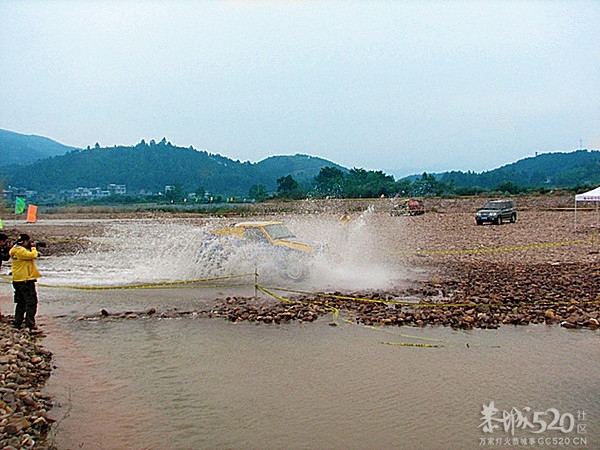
[0,318,55,450]
[74,258,600,329]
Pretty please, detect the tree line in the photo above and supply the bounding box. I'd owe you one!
[2,134,598,205]
[272,165,594,201]
[44,163,599,205]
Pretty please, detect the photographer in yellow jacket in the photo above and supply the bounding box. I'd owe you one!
[10,233,42,331]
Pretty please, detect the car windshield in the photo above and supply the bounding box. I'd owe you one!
[263,224,295,240]
[483,202,503,210]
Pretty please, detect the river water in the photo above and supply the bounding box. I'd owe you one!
[0,218,597,449]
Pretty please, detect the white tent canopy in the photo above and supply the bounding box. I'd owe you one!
[575,186,600,202]
[574,186,600,230]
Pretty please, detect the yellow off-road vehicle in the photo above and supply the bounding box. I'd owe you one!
[208,221,318,281]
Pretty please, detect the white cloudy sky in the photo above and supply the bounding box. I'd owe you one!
[1,1,598,177]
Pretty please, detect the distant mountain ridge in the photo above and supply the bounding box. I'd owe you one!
[0,129,80,165]
[1,129,598,196]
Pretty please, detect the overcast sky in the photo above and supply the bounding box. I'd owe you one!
[1,1,598,177]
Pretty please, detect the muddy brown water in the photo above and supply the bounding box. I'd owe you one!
[2,284,596,450]
[0,213,598,449]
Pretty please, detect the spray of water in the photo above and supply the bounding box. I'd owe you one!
[41,219,219,286]
[288,205,399,291]
[41,208,403,292]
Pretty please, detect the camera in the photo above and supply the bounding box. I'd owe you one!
[36,242,47,248]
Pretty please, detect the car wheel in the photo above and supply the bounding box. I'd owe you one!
[496,216,503,225]
[285,260,306,282]
[279,252,308,282]
[476,219,483,226]
[510,213,517,223]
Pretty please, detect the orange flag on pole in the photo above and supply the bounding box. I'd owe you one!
[26,205,38,223]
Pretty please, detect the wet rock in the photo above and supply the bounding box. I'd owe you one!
[72,257,600,333]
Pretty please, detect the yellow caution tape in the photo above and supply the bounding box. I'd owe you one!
[361,324,443,342]
[331,308,339,322]
[259,284,600,308]
[256,285,292,302]
[257,284,340,322]
[0,273,255,290]
[395,239,590,256]
[340,318,447,346]
[380,341,442,348]
[259,285,476,308]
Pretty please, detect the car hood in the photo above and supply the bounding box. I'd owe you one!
[477,208,501,214]
[273,237,315,253]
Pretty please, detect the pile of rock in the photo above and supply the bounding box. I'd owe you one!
[74,257,600,331]
[0,319,55,450]
[208,297,327,323]
[199,261,600,329]
[202,293,600,330]
[78,300,328,325]
[77,283,600,331]
[338,298,600,329]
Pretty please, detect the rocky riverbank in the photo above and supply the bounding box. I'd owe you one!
[76,259,600,330]
[0,318,55,450]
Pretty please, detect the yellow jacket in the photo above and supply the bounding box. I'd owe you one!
[9,245,41,282]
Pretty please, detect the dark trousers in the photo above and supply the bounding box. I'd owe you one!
[13,280,38,329]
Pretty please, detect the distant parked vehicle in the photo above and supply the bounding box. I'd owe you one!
[391,199,425,216]
[475,200,517,225]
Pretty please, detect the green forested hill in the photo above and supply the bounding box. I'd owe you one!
[437,150,600,189]
[0,137,347,196]
[255,154,347,187]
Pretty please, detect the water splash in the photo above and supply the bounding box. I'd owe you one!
[41,219,218,286]
[289,205,398,291]
[40,209,401,291]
